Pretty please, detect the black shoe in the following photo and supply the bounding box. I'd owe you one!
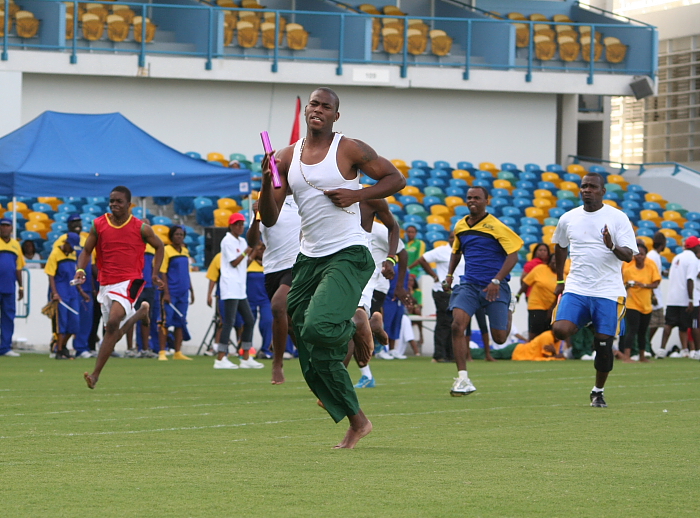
[56,348,72,360]
[590,391,607,408]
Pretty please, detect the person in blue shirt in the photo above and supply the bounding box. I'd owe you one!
[45,232,89,359]
[159,226,194,361]
[0,218,25,357]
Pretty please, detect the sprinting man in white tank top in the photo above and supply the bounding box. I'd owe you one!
[259,87,405,449]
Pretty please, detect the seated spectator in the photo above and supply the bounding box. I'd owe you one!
[471,330,566,361]
[520,242,550,297]
[22,240,43,269]
[519,254,560,340]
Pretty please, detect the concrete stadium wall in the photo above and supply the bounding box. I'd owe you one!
[20,73,558,167]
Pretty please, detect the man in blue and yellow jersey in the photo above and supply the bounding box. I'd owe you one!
[125,240,160,358]
[0,218,25,357]
[444,186,523,396]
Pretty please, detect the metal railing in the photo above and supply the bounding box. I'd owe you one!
[570,155,700,177]
[1,0,657,83]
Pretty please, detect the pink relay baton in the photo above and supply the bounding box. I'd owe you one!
[260,131,282,189]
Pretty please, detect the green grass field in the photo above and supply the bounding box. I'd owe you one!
[1,354,698,517]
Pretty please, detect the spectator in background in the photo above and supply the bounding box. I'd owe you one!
[621,240,661,362]
[245,242,273,359]
[519,254,559,340]
[228,160,241,169]
[404,224,426,278]
[658,236,700,358]
[125,237,160,358]
[0,218,25,357]
[21,240,42,269]
[159,225,194,361]
[410,231,465,363]
[520,243,550,299]
[646,232,667,345]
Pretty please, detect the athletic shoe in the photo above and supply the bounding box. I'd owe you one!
[49,352,56,359]
[139,350,159,359]
[681,349,690,358]
[450,377,476,396]
[124,349,139,358]
[56,348,72,360]
[580,353,595,361]
[282,352,294,360]
[77,351,93,359]
[173,351,193,361]
[239,357,264,369]
[214,357,239,369]
[166,348,175,356]
[590,391,607,408]
[354,375,376,388]
[376,349,394,360]
[203,348,216,357]
[691,350,700,360]
[1,350,20,357]
[390,350,407,360]
[110,351,122,358]
[630,354,639,362]
[669,352,682,358]
[158,351,168,361]
[256,350,273,359]
[656,348,668,359]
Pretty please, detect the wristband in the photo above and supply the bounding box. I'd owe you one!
[445,274,453,278]
[76,268,85,274]
[242,252,247,258]
[385,257,396,265]
[557,280,565,284]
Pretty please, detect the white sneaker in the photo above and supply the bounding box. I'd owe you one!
[630,354,639,362]
[239,357,264,369]
[282,352,293,360]
[691,350,700,360]
[214,357,239,369]
[450,377,476,396]
[655,348,668,359]
[390,350,407,360]
[669,352,682,358]
[77,351,93,359]
[1,350,20,357]
[580,353,595,361]
[681,349,690,358]
[376,349,394,360]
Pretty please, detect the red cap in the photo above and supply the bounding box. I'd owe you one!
[228,212,245,225]
[685,236,700,249]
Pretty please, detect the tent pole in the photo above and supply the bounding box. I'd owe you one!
[142,197,146,222]
[12,196,17,240]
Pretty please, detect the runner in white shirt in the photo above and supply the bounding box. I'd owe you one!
[410,232,465,362]
[215,213,264,370]
[552,172,637,408]
[247,195,301,384]
[646,232,666,347]
[658,237,700,358]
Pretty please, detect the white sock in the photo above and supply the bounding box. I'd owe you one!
[592,386,604,392]
[458,370,469,380]
[359,366,373,379]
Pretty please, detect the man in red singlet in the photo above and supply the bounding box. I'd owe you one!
[74,186,165,389]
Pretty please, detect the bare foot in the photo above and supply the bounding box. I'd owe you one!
[485,356,497,362]
[639,357,650,363]
[317,399,325,409]
[370,313,389,346]
[84,372,97,389]
[333,419,373,449]
[271,365,285,385]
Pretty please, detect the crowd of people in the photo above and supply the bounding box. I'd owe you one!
[0,87,698,442]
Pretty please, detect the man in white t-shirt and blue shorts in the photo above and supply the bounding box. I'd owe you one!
[552,173,637,408]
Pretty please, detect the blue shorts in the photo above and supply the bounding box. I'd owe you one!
[449,282,511,331]
[554,292,626,337]
[164,293,188,329]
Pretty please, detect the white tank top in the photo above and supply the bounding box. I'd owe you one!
[288,133,367,258]
[260,195,301,274]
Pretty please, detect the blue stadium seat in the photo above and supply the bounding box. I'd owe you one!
[153,197,173,206]
[32,202,53,214]
[20,230,42,242]
[51,222,68,232]
[426,223,447,233]
[251,180,262,190]
[521,172,539,183]
[520,217,541,228]
[685,221,700,230]
[681,229,699,238]
[82,204,105,215]
[516,180,535,191]
[85,196,107,206]
[475,170,493,180]
[537,181,557,192]
[430,169,450,180]
[588,165,607,173]
[500,162,520,173]
[58,203,77,213]
[454,205,470,218]
[627,184,646,194]
[426,231,448,244]
[456,161,476,172]
[621,200,640,211]
[519,225,541,236]
[512,189,532,199]
[403,220,424,231]
[131,207,152,220]
[194,196,214,209]
[513,198,531,210]
[404,214,424,225]
[406,177,425,188]
[185,151,202,160]
[638,220,658,230]
[623,192,642,202]
[361,175,377,185]
[490,188,511,199]
[408,168,428,178]
[563,173,581,184]
[80,214,96,228]
[661,221,679,230]
[642,201,662,211]
[398,195,418,206]
[623,210,638,223]
[422,196,442,210]
[522,234,540,246]
[445,187,465,198]
[524,163,543,173]
[666,237,679,248]
[253,154,264,163]
[434,160,451,170]
[490,197,510,211]
[427,178,448,189]
[183,225,197,236]
[603,192,620,201]
[485,206,497,216]
[686,212,700,222]
[500,216,517,229]
[449,178,468,189]
[174,197,195,216]
[450,215,462,227]
[556,199,575,210]
[388,203,404,218]
[152,216,173,226]
[411,160,428,168]
[54,212,69,224]
[546,164,564,173]
[472,179,492,189]
[549,207,566,219]
[502,206,521,218]
[196,205,215,227]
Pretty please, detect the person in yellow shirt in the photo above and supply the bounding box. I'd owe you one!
[621,241,661,362]
[520,254,559,340]
[471,330,565,361]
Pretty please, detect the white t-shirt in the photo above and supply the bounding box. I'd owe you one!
[666,249,698,307]
[646,249,664,309]
[552,204,638,301]
[260,195,301,274]
[370,223,405,294]
[219,233,248,300]
[421,244,464,291]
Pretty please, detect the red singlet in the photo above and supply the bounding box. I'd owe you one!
[94,214,146,285]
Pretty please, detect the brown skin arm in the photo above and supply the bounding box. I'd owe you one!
[15,270,23,300]
[602,225,634,262]
[687,279,695,313]
[553,244,569,298]
[259,146,294,227]
[324,139,405,208]
[75,227,97,283]
[363,199,400,280]
[443,251,462,292]
[142,225,165,289]
[394,249,410,304]
[48,275,60,301]
[246,217,262,248]
[207,280,216,308]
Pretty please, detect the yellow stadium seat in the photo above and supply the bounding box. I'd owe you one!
[645,192,667,208]
[25,221,48,239]
[533,189,554,200]
[401,186,424,202]
[558,181,579,195]
[386,195,399,206]
[663,210,686,227]
[541,172,561,186]
[493,179,513,192]
[152,224,170,241]
[639,209,662,225]
[637,235,653,251]
[214,208,233,228]
[660,247,675,262]
[426,215,449,229]
[28,211,50,222]
[603,200,619,209]
[567,164,587,176]
[432,240,448,248]
[542,234,553,245]
[533,198,553,210]
[452,169,472,183]
[478,162,498,174]
[391,159,409,176]
[607,174,629,190]
[659,227,678,238]
[525,207,546,224]
[542,225,556,236]
[38,197,62,211]
[217,198,239,211]
[7,201,30,217]
[430,205,451,218]
[444,196,465,209]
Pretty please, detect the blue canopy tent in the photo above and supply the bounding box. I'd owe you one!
[0,111,251,197]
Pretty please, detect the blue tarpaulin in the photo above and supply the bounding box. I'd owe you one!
[0,111,251,197]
